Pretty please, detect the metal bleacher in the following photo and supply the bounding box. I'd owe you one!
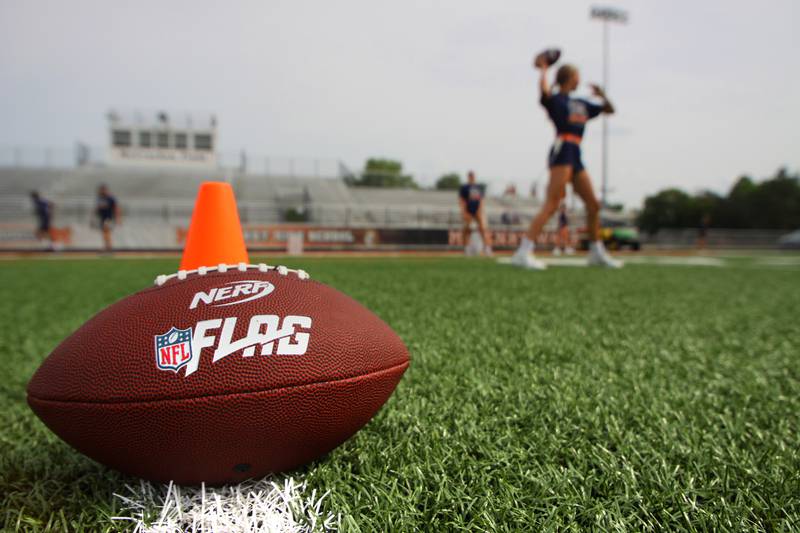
[0,165,541,229]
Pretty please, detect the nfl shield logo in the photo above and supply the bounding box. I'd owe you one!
[154,326,194,373]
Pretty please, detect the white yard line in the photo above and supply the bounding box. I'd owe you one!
[495,257,587,267]
[543,257,590,267]
[496,255,727,267]
[621,256,725,267]
[754,255,800,267]
[111,477,339,533]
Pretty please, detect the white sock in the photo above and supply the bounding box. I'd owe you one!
[590,241,605,255]
[519,237,534,254]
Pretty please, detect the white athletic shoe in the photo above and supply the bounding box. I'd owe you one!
[465,232,483,256]
[587,249,624,268]
[565,246,575,256]
[552,247,562,256]
[510,250,547,270]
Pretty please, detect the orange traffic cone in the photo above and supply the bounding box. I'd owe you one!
[180,181,249,270]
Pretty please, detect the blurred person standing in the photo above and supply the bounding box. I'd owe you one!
[553,204,574,256]
[697,213,711,249]
[96,184,119,251]
[458,171,492,256]
[30,191,54,249]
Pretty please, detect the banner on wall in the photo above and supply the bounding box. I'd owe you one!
[176,226,454,248]
[0,223,72,249]
[0,223,564,251]
[448,229,566,247]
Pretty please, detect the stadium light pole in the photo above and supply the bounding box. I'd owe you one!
[590,6,627,208]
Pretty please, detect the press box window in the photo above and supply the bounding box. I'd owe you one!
[112,130,131,147]
[157,132,170,148]
[139,132,152,147]
[194,134,213,151]
[174,133,188,149]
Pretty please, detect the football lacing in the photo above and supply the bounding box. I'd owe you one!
[154,263,310,286]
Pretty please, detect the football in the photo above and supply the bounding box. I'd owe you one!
[27,263,410,485]
[533,48,561,68]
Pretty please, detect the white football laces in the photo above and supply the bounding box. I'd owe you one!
[155,263,310,286]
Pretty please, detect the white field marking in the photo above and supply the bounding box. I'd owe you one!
[544,257,589,267]
[621,256,725,267]
[496,255,726,267]
[497,255,587,267]
[754,255,800,267]
[495,257,586,267]
[111,477,339,532]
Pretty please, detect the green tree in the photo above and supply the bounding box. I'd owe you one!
[719,175,756,228]
[637,188,696,233]
[638,168,800,232]
[435,173,461,190]
[750,168,800,229]
[694,190,722,227]
[349,158,418,188]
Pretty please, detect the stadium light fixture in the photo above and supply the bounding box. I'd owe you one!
[590,6,628,208]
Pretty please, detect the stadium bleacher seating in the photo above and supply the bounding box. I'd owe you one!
[0,165,542,229]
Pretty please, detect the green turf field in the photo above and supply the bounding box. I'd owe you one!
[2,256,799,531]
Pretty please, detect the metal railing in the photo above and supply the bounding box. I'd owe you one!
[0,195,538,230]
[0,144,345,179]
[0,145,83,168]
[1,191,791,247]
[640,228,789,248]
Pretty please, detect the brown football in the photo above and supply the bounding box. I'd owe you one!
[534,48,561,68]
[27,263,410,485]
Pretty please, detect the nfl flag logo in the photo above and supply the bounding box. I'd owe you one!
[154,327,194,373]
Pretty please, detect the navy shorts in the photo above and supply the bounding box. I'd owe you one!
[98,215,114,230]
[548,140,584,173]
[465,201,481,216]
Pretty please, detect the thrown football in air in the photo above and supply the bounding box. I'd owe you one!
[27,263,410,485]
[533,48,561,68]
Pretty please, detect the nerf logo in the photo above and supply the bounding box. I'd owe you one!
[154,315,312,377]
[190,280,275,309]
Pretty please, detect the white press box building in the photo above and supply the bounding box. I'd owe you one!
[107,110,217,168]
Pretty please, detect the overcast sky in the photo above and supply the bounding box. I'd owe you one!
[1,0,798,207]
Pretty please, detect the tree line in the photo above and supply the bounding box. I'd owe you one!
[347,160,800,233]
[343,158,464,190]
[637,168,800,233]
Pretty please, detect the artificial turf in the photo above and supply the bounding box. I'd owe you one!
[1,256,799,531]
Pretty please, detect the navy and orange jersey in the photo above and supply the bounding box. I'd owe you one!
[32,197,51,223]
[540,93,603,138]
[558,210,569,229]
[97,194,117,221]
[459,184,483,215]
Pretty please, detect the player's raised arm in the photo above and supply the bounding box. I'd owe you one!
[590,84,615,114]
[536,61,552,102]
